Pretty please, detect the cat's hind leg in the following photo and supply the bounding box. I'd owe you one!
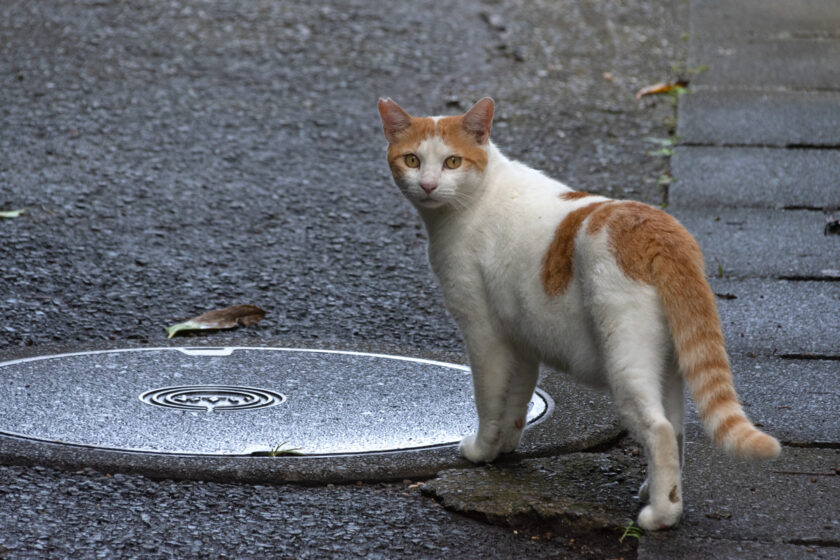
[593,287,683,530]
[499,356,539,453]
[640,363,684,504]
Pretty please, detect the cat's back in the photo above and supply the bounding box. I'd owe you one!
[475,159,611,270]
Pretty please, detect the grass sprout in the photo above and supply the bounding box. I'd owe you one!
[268,442,303,457]
[618,520,644,543]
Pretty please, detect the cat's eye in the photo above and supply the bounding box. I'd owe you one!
[403,154,420,168]
[444,156,462,169]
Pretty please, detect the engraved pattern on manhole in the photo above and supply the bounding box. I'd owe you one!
[139,385,285,412]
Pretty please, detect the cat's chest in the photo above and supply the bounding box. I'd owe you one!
[427,206,561,317]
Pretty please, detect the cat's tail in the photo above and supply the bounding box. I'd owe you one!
[653,238,781,462]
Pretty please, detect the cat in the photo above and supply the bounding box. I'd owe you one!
[377,96,781,531]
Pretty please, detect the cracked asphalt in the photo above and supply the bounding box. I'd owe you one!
[1,0,687,557]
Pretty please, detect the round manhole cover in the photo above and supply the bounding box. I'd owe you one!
[0,346,551,456]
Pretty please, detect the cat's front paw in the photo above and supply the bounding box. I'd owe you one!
[459,434,501,463]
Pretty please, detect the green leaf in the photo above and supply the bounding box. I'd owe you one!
[0,209,25,219]
[648,147,673,158]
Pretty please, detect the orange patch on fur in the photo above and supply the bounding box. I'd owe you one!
[713,414,750,444]
[541,201,609,295]
[560,191,593,201]
[694,368,733,399]
[699,387,739,420]
[585,201,705,285]
[436,116,489,171]
[680,332,728,368]
[668,486,680,503]
[385,116,488,176]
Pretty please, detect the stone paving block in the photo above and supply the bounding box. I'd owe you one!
[709,278,840,356]
[688,0,840,90]
[678,89,840,146]
[639,536,837,560]
[670,207,840,279]
[656,424,840,547]
[709,355,840,446]
[691,39,840,90]
[689,0,840,40]
[670,146,840,210]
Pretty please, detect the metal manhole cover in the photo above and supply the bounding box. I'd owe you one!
[0,346,551,456]
[140,385,285,412]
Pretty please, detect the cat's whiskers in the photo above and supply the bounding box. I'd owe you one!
[450,190,475,211]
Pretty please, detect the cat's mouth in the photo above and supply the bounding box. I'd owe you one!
[418,196,444,209]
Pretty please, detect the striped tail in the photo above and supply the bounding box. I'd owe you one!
[652,239,781,461]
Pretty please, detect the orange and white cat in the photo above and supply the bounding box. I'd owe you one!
[378,97,780,531]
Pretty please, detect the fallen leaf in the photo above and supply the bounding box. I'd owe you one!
[635,80,688,100]
[0,209,25,219]
[715,292,738,300]
[166,304,266,338]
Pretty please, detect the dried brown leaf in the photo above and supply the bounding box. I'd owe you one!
[635,80,688,100]
[166,304,266,338]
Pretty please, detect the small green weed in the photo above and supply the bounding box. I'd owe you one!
[666,85,689,106]
[618,520,644,543]
[644,136,682,158]
[268,442,303,457]
[648,147,673,158]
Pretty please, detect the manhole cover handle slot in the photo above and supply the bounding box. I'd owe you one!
[176,347,235,357]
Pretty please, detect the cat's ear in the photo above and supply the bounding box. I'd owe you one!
[378,98,413,144]
[462,97,494,145]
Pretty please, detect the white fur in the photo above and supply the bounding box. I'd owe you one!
[397,140,687,530]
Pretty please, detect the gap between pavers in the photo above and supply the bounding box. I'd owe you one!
[670,146,840,209]
[670,207,840,279]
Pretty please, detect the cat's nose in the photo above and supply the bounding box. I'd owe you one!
[421,182,438,194]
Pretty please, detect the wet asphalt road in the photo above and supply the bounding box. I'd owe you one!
[1,0,686,557]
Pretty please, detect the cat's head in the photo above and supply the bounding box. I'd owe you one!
[377,97,494,211]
